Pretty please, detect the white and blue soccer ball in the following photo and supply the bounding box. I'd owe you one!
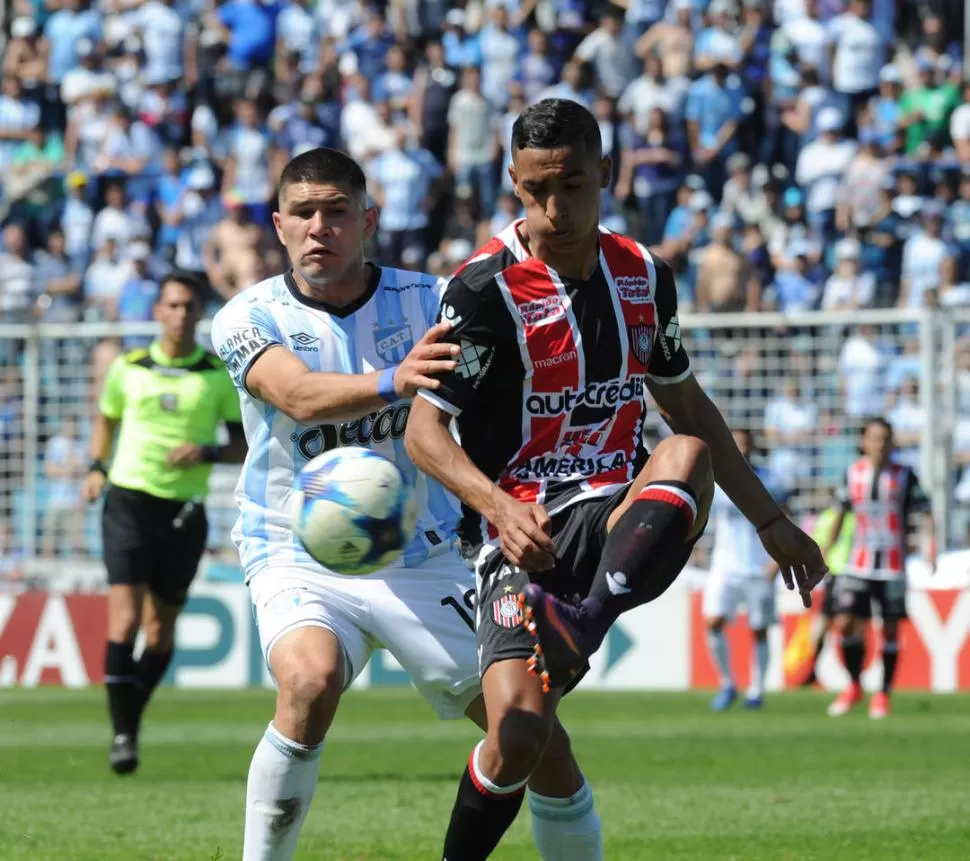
[292,447,418,575]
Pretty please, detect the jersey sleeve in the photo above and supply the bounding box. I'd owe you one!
[98,355,128,420]
[646,258,691,385]
[211,299,284,393]
[416,274,506,417]
[904,468,931,513]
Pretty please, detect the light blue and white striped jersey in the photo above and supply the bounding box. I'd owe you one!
[709,467,790,579]
[210,266,461,580]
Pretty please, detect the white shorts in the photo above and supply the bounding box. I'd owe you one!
[702,569,777,630]
[248,550,481,720]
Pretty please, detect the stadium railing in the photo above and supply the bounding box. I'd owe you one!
[0,308,960,585]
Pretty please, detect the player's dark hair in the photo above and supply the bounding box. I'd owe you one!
[278,147,367,205]
[511,98,602,160]
[159,270,208,306]
[861,416,893,437]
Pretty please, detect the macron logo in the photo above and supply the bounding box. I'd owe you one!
[441,303,463,328]
[605,571,632,596]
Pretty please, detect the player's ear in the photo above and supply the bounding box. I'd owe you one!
[599,156,612,190]
[272,210,285,246]
[362,204,379,240]
[508,163,519,197]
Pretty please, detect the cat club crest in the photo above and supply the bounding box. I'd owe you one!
[374,322,413,364]
[628,324,655,366]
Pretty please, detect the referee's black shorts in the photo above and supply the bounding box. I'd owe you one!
[102,484,208,606]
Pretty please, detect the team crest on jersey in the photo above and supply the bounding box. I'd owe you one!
[374,322,413,364]
[628,324,655,366]
[492,594,522,628]
[159,393,178,412]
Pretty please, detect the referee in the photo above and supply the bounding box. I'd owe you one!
[83,272,246,774]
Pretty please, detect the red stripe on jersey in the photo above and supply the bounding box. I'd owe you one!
[635,486,696,530]
[454,236,506,277]
[597,233,655,480]
[497,259,580,501]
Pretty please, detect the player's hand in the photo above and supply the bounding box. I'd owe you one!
[492,495,556,572]
[758,516,828,609]
[394,321,460,397]
[82,470,106,502]
[167,444,204,468]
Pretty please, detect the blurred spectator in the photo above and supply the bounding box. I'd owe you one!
[574,6,636,100]
[696,213,748,312]
[205,194,275,300]
[837,127,889,233]
[0,77,42,180]
[951,82,970,162]
[174,164,224,274]
[839,323,886,417]
[479,5,520,110]
[720,153,761,226]
[4,18,48,102]
[685,45,745,199]
[91,181,150,251]
[617,107,685,246]
[0,223,35,324]
[83,236,129,320]
[619,50,688,135]
[275,0,318,75]
[59,172,95,266]
[886,377,923,469]
[822,238,875,310]
[41,414,85,559]
[636,0,695,81]
[868,64,903,153]
[828,0,884,131]
[899,203,950,308]
[768,240,823,312]
[795,107,857,242]
[34,227,82,323]
[766,377,818,451]
[448,66,497,231]
[514,28,557,105]
[117,243,159,338]
[371,125,443,270]
[899,55,961,155]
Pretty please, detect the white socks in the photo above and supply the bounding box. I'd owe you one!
[706,629,733,689]
[749,637,769,699]
[529,782,603,861]
[243,723,323,861]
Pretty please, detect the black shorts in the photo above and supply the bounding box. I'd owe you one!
[821,575,838,617]
[476,484,700,688]
[102,485,208,606]
[831,574,907,621]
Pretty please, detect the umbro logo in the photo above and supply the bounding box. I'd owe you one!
[290,332,318,352]
[605,571,632,596]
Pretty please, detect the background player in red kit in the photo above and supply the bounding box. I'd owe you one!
[823,418,936,720]
[405,99,827,860]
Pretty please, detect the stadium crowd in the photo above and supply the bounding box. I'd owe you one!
[1,0,969,571]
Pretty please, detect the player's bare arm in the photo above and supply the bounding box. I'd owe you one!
[648,371,828,605]
[245,321,459,425]
[83,412,119,502]
[406,397,556,571]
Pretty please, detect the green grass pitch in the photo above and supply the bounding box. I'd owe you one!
[1,688,969,860]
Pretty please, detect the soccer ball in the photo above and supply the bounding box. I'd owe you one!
[292,447,418,575]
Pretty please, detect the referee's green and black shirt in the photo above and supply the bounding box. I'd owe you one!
[99,341,242,502]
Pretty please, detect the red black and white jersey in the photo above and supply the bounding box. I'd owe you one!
[417,220,691,541]
[835,458,929,580]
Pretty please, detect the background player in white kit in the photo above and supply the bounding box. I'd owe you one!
[703,429,789,711]
[211,149,600,861]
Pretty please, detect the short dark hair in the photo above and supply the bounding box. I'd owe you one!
[278,147,367,204]
[511,99,602,160]
[159,270,208,305]
[862,416,893,437]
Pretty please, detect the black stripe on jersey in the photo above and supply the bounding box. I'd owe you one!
[283,262,382,318]
[566,268,622,429]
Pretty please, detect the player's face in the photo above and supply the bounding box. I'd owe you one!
[862,423,893,463]
[510,145,611,251]
[274,181,377,283]
[155,281,201,343]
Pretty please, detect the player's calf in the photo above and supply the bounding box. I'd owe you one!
[244,627,343,861]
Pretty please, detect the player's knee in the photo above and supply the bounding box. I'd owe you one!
[492,709,552,779]
[109,607,140,642]
[277,659,342,724]
[143,619,175,653]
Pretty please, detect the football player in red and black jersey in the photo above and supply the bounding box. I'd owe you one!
[822,418,935,719]
[405,99,827,860]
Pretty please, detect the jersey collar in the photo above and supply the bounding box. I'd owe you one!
[149,340,205,368]
[283,263,382,318]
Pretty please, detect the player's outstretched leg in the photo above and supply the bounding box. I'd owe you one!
[104,584,143,774]
[243,627,342,861]
[461,696,604,860]
[521,435,713,688]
